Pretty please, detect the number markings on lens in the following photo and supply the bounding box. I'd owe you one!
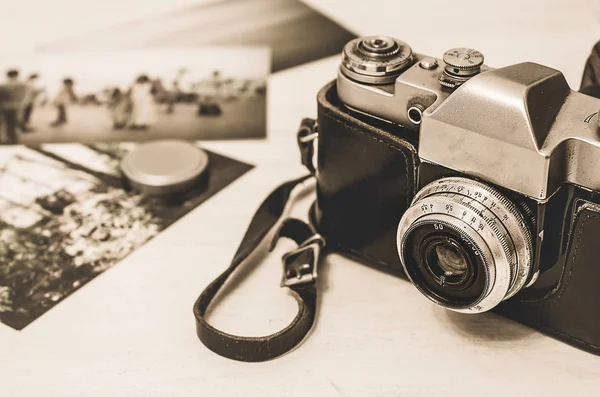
[399,177,534,312]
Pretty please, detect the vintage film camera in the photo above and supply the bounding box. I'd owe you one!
[309,35,600,354]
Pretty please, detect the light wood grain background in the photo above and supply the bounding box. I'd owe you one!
[1,1,600,396]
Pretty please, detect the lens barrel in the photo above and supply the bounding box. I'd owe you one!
[396,177,534,313]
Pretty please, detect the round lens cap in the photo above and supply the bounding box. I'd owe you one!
[120,140,209,196]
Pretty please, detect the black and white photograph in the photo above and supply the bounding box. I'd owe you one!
[0,143,252,330]
[0,47,269,144]
[3,0,600,396]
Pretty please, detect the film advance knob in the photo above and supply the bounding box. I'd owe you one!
[442,48,484,77]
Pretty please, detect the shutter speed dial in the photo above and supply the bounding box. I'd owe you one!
[341,36,414,84]
[439,48,484,88]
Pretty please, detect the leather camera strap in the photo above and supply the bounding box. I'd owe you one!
[193,119,324,362]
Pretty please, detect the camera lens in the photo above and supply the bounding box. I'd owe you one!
[397,177,534,313]
[426,238,468,280]
[402,222,488,308]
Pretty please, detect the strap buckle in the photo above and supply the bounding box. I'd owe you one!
[280,234,325,288]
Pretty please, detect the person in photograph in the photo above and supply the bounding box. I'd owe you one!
[0,69,30,144]
[165,67,188,114]
[150,78,169,111]
[129,74,157,129]
[51,78,77,127]
[107,88,131,129]
[21,73,44,133]
[165,79,179,114]
[197,70,223,117]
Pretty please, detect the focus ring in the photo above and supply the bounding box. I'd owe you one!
[439,193,516,287]
[414,177,533,298]
[397,177,534,313]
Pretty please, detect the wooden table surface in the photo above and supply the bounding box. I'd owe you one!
[1,1,600,395]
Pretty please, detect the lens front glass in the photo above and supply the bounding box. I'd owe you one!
[424,238,469,284]
[402,223,487,308]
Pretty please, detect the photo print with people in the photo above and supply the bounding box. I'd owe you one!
[0,47,270,144]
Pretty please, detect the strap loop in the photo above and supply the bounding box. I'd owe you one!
[194,120,323,362]
[297,118,318,174]
[193,176,322,362]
